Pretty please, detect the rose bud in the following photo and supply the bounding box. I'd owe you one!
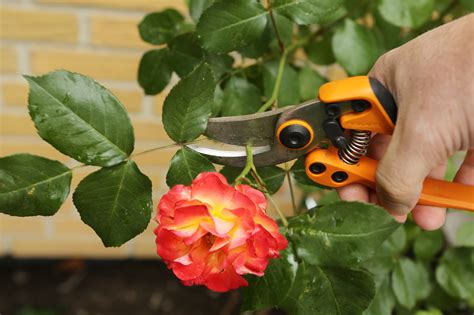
[154,172,288,292]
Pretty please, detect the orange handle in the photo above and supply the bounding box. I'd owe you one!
[305,147,474,211]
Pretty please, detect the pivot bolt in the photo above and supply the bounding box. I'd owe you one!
[309,163,326,174]
[331,171,348,183]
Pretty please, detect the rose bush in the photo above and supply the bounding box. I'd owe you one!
[155,172,287,292]
[1,0,473,314]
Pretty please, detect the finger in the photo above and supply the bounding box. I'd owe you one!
[370,191,407,223]
[412,163,447,230]
[454,149,474,185]
[337,184,370,202]
[375,125,438,216]
[367,134,392,160]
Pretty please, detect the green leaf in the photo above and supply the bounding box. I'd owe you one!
[0,154,72,217]
[268,12,294,46]
[197,0,268,53]
[242,246,375,314]
[373,10,403,51]
[456,221,474,247]
[137,49,172,95]
[377,0,434,28]
[162,63,215,142]
[138,9,184,45]
[205,52,234,78]
[364,226,406,276]
[166,147,216,187]
[221,77,262,116]
[391,258,431,309]
[263,60,300,107]
[299,67,327,101]
[460,0,474,11]
[73,160,152,247]
[189,0,215,22]
[363,277,395,315]
[305,34,336,65]
[413,229,444,260]
[168,32,204,78]
[317,190,341,206]
[25,70,134,167]
[273,0,344,25]
[211,85,224,117]
[436,247,474,301]
[220,165,286,194]
[287,201,400,267]
[332,19,379,75]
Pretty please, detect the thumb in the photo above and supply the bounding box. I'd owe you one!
[375,126,437,216]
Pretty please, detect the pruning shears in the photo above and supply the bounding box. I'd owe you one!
[189,76,474,212]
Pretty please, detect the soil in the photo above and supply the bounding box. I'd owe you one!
[0,259,285,315]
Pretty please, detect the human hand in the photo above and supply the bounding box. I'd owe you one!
[337,14,474,230]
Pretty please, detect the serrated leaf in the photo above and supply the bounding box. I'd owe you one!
[73,160,152,247]
[263,60,300,107]
[162,63,215,142]
[272,0,344,25]
[332,19,379,75]
[242,246,375,314]
[0,154,72,217]
[168,32,204,78]
[391,258,431,309]
[138,49,172,95]
[211,85,224,117]
[25,70,134,167]
[166,147,216,187]
[221,77,262,116]
[363,277,395,315]
[305,34,336,65]
[413,229,444,260]
[287,201,400,267]
[456,221,474,247]
[220,165,286,194]
[435,247,474,301]
[377,0,434,28]
[364,226,406,276]
[205,52,234,78]
[299,67,327,100]
[138,9,184,45]
[189,0,215,22]
[197,0,268,53]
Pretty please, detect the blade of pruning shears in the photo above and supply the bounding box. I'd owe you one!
[188,100,352,167]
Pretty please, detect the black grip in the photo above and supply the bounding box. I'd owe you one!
[369,77,397,124]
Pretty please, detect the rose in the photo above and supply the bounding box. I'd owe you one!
[154,172,288,292]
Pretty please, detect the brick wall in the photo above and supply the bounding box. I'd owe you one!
[0,0,301,259]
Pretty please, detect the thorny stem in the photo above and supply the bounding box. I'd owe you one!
[266,192,289,227]
[67,139,203,173]
[235,144,255,185]
[284,163,297,215]
[257,50,288,113]
[266,0,285,54]
[256,14,347,113]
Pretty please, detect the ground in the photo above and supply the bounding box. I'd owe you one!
[0,259,281,315]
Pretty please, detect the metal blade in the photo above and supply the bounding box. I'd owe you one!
[193,100,338,167]
[204,105,292,146]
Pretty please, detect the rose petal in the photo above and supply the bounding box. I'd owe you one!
[155,227,190,261]
[165,205,211,238]
[172,261,206,281]
[203,268,248,292]
[236,184,267,211]
[157,185,191,220]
